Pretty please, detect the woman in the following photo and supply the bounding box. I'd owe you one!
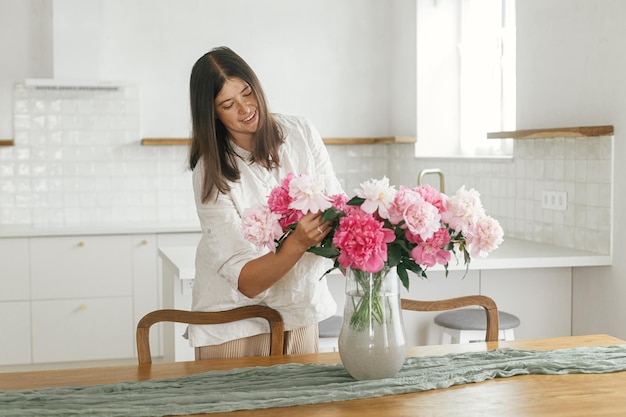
[187,46,343,359]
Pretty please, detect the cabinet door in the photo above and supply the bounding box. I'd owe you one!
[0,301,31,365]
[32,297,134,363]
[132,234,161,357]
[0,238,29,301]
[30,235,133,300]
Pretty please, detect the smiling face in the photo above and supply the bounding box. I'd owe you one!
[214,77,259,150]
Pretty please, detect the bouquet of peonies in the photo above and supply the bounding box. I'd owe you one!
[242,173,504,290]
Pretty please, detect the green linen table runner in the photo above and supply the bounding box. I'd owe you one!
[2,345,626,417]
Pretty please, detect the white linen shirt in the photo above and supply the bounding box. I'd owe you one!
[187,114,343,347]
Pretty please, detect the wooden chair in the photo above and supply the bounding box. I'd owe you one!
[401,295,500,342]
[136,306,285,364]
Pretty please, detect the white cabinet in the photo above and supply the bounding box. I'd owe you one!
[30,235,133,300]
[0,231,200,368]
[131,234,161,357]
[32,297,134,363]
[0,238,31,366]
[0,302,31,365]
[29,235,135,363]
[0,238,29,301]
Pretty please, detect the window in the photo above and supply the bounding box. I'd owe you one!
[416,0,515,157]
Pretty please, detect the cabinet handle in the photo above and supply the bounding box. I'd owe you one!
[78,304,87,310]
[141,239,148,245]
[77,241,85,247]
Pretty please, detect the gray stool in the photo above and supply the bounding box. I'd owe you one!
[434,308,520,344]
[318,315,342,352]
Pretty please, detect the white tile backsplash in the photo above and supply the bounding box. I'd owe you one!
[0,84,196,227]
[326,136,612,255]
[1,84,612,255]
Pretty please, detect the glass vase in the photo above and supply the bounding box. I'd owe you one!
[338,266,407,380]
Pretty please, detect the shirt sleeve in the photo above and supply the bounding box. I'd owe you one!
[192,163,269,298]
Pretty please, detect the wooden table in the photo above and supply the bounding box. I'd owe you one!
[1,334,625,416]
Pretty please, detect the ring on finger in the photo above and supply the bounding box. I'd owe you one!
[317,226,323,235]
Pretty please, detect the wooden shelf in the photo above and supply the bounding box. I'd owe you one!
[141,138,190,146]
[141,136,416,146]
[322,136,416,145]
[487,125,613,139]
[0,139,14,147]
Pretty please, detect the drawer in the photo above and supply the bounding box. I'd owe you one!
[0,301,31,365]
[32,297,134,363]
[0,238,30,301]
[30,235,133,299]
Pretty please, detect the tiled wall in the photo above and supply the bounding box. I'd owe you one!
[0,86,612,255]
[328,137,612,255]
[0,84,196,226]
[389,139,611,254]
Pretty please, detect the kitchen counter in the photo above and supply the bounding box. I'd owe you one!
[159,237,612,281]
[0,223,201,238]
[159,237,611,357]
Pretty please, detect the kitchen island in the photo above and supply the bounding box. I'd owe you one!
[159,237,611,361]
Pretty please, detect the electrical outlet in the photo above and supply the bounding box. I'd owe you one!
[542,190,568,211]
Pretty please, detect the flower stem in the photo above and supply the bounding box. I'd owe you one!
[348,269,391,331]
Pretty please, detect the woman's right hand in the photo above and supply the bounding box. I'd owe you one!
[290,211,331,251]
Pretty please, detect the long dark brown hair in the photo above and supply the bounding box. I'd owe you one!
[188,46,283,203]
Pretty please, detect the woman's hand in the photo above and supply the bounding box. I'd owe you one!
[290,211,331,251]
[238,211,331,298]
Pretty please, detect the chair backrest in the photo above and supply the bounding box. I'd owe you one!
[136,306,285,364]
[400,295,500,342]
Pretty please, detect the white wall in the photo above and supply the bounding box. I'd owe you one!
[0,0,416,140]
[0,0,416,227]
[516,0,624,339]
[0,0,52,138]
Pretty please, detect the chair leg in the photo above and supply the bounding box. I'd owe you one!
[503,329,516,341]
[440,329,453,344]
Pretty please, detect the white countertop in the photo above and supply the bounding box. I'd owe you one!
[0,223,201,238]
[158,237,612,280]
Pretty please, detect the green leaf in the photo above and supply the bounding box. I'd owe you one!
[307,246,339,258]
[387,243,402,267]
[397,263,410,290]
[322,207,345,222]
[347,196,365,206]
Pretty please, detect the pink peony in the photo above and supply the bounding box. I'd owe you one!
[410,228,452,267]
[333,207,395,273]
[465,215,504,258]
[415,184,446,213]
[278,209,304,230]
[387,186,422,225]
[330,193,349,211]
[441,186,485,233]
[267,173,295,215]
[402,198,441,241]
[288,174,332,213]
[241,204,283,251]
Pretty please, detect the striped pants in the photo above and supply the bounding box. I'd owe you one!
[195,323,319,360]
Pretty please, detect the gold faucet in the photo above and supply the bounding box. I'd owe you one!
[417,169,445,192]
